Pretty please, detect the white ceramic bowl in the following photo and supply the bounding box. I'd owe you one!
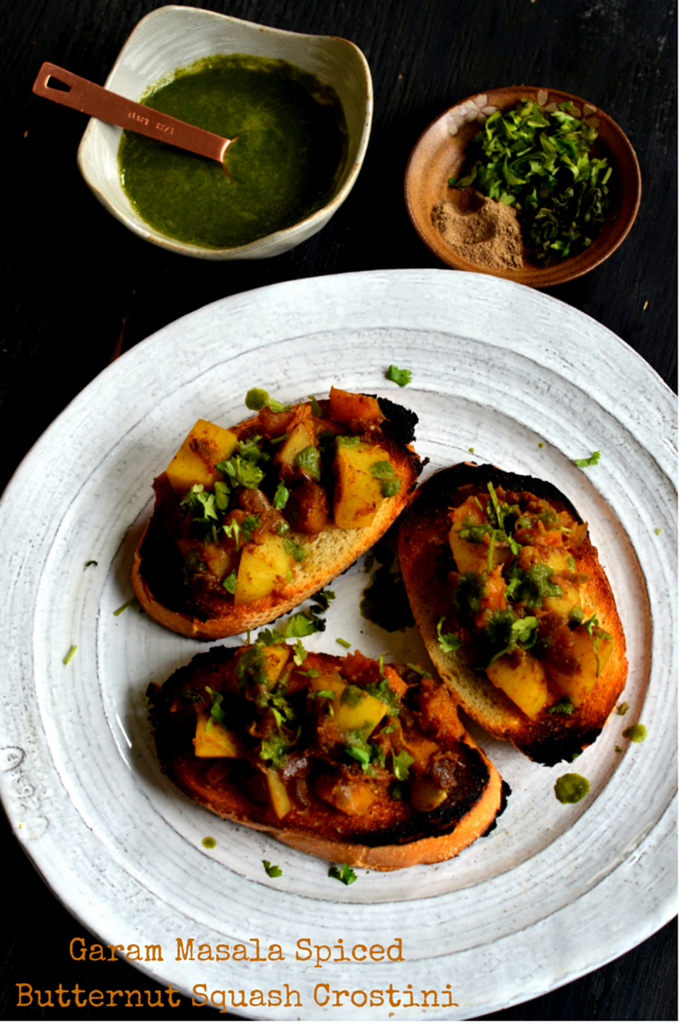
[77,5,373,259]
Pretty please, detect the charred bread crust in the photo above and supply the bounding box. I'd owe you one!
[147,644,506,871]
[131,396,424,640]
[398,464,628,766]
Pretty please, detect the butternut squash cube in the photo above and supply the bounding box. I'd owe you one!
[315,772,375,815]
[166,419,238,492]
[261,644,291,689]
[333,438,394,529]
[265,768,291,819]
[545,626,614,706]
[311,675,388,740]
[485,651,550,720]
[275,420,317,472]
[329,386,382,425]
[194,712,248,758]
[233,534,292,605]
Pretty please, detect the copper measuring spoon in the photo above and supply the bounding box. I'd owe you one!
[32,62,237,168]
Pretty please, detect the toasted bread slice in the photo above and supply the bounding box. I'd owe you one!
[398,463,628,765]
[132,389,424,639]
[147,642,508,871]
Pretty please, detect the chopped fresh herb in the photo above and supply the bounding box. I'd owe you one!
[336,637,352,648]
[310,589,335,613]
[344,744,371,769]
[449,100,613,266]
[63,644,78,665]
[655,527,662,536]
[284,537,307,562]
[84,560,98,568]
[294,445,321,481]
[574,451,601,468]
[224,513,260,547]
[222,570,237,594]
[328,863,357,885]
[181,483,220,522]
[216,453,265,490]
[615,745,623,753]
[205,686,227,725]
[259,734,290,769]
[307,395,323,416]
[309,689,336,701]
[273,481,289,510]
[548,695,574,715]
[292,639,307,666]
[262,859,283,878]
[391,749,415,781]
[616,701,630,717]
[113,597,138,616]
[385,364,412,387]
[283,611,322,637]
[436,615,462,654]
[201,836,216,849]
[244,388,289,413]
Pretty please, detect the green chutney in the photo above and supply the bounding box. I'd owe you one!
[118,54,348,249]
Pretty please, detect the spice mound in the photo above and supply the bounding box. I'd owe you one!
[431,189,525,270]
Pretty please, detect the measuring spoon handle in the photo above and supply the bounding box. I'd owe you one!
[32,62,234,164]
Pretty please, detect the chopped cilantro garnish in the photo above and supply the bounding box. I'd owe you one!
[450,100,613,266]
[216,453,265,490]
[273,481,289,510]
[222,570,237,594]
[328,863,357,885]
[391,749,415,781]
[385,364,412,387]
[344,744,371,769]
[284,537,307,562]
[617,701,630,717]
[262,860,283,878]
[259,734,290,769]
[336,637,352,648]
[574,451,601,468]
[63,644,78,665]
[294,445,321,481]
[283,611,322,637]
[548,696,574,715]
[205,686,227,725]
[436,615,462,654]
[114,597,138,616]
[309,689,336,701]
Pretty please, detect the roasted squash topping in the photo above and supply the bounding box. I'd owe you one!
[444,486,612,719]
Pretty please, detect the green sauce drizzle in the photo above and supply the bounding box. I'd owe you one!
[554,772,590,804]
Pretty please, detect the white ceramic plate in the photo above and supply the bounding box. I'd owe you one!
[0,270,676,1019]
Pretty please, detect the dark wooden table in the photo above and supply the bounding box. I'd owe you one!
[1,0,676,1019]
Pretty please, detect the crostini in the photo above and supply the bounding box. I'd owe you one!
[398,463,628,765]
[132,386,424,639]
[147,640,508,870]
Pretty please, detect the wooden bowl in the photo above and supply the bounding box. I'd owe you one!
[404,86,641,287]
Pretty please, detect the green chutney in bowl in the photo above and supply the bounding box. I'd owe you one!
[118,54,349,250]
